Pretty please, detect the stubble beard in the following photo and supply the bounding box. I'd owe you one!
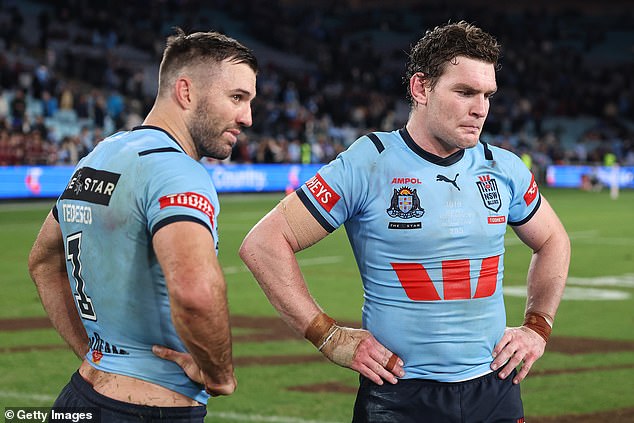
[188,98,233,160]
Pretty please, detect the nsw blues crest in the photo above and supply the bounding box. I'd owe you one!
[476,175,501,212]
[387,186,425,219]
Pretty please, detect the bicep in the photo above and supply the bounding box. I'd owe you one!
[512,196,566,252]
[244,192,329,254]
[153,221,222,300]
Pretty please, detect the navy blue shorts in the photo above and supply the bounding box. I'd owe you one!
[352,369,524,423]
[52,371,207,423]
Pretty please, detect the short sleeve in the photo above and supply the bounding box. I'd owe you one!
[507,155,541,226]
[141,156,219,238]
[297,137,376,232]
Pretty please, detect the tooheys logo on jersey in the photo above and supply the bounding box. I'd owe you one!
[305,173,340,212]
[476,175,501,212]
[524,174,539,205]
[61,167,120,205]
[159,192,215,228]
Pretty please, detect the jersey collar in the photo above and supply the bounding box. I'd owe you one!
[399,127,465,166]
[132,125,187,154]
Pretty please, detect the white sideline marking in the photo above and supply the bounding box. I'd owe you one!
[223,256,344,275]
[0,391,341,423]
[0,390,56,402]
[505,229,634,247]
[505,273,634,301]
[504,286,631,301]
[568,274,634,288]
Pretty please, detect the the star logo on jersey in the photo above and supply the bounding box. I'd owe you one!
[73,170,83,195]
[387,186,425,219]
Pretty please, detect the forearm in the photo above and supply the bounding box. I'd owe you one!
[524,228,570,320]
[171,287,234,385]
[239,210,322,335]
[29,213,89,359]
[33,271,89,358]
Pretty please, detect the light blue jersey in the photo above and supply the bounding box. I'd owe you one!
[53,126,218,403]
[298,128,541,382]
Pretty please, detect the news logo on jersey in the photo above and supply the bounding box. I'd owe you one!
[305,173,341,212]
[159,192,215,228]
[476,175,501,212]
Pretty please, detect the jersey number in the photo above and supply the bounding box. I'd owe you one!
[66,232,97,320]
[391,255,500,301]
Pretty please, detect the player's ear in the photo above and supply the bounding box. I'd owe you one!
[410,72,428,105]
[174,77,194,110]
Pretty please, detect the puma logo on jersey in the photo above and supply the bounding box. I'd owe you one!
[436,173,460,191]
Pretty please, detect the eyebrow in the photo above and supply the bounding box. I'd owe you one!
[232,88,255,98]
[453,83,497,95]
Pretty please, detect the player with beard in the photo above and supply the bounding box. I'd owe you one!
[28,28,257,422]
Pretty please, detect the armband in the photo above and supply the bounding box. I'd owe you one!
[523,311,553,343]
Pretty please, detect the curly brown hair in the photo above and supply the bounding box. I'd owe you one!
[405,21,500,104]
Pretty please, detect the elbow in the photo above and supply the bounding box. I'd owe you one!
[27,248,44,284]
[239,229,262,266]
[171,285,216,319]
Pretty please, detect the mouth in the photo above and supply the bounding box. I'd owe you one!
[226,129,241,143]
[461,125,481,134]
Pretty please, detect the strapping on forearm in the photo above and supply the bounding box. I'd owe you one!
[523,311,553,343]
[305,312,337,348]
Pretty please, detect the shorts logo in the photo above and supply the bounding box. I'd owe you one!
[159,192,215,228]
[476,175,501,212]
[305,173,341,212]
[91,350,103,364]
[524,174,539,206]
[387,186,425,219]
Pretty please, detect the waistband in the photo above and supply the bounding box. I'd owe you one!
[362,368,514,388]
[70,371,207,419]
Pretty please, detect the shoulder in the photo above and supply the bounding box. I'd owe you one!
[341,130,404,160]
[477,141,520,161]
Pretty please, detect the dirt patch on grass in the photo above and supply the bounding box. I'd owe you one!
[4,315,634,358]
[2,314,634,423]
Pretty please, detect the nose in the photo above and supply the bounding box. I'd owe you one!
[470,94,488,118]
[238,103,253,128]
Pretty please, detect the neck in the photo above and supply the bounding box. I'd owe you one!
[405,120,459,158]
[143,106,198,160]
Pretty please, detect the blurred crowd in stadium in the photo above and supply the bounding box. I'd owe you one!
[1,0,633,182]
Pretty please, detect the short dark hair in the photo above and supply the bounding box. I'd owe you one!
[158,28,258,95]
[405,21,500,103]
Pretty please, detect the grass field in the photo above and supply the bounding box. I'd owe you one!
[1,188,633,422]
